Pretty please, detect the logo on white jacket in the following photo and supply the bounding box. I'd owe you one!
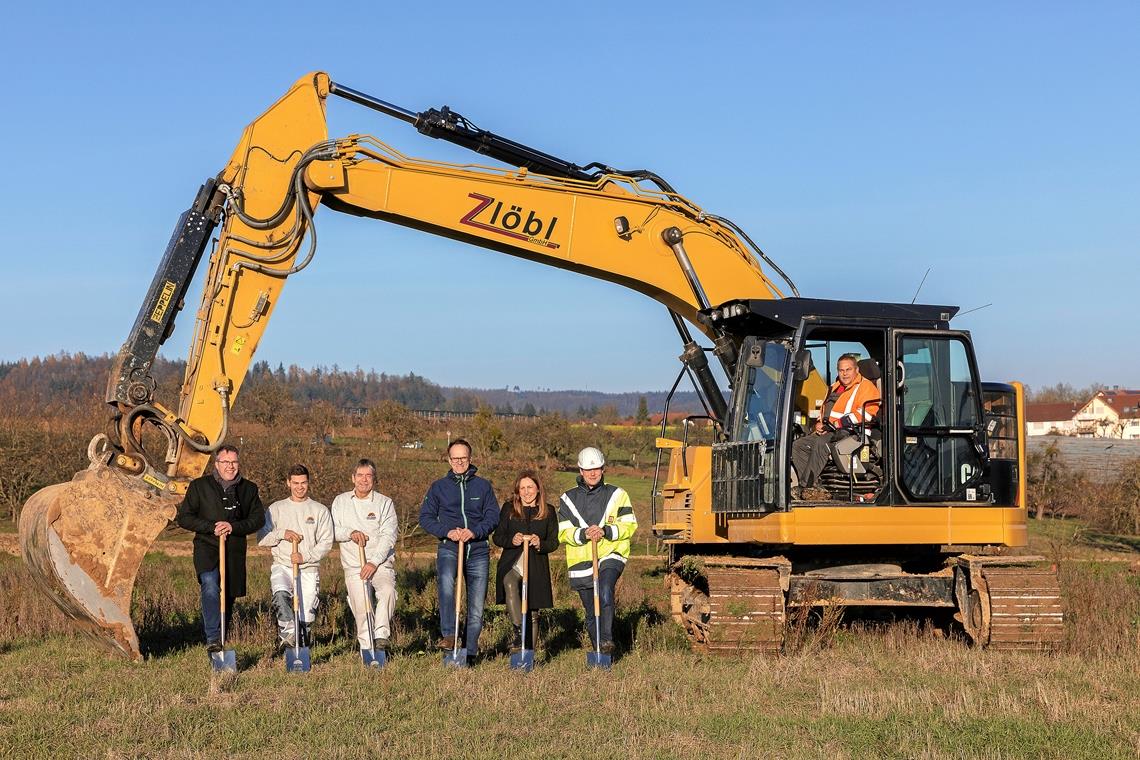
[366,512,376,520]
[305,516,315,524]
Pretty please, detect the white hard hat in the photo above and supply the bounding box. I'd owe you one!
[577,446,605,469]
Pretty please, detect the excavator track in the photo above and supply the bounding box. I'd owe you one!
[670,563,786,654]
[706,568,785,654]
[980,566,1065,650]
[955,558,1064,651]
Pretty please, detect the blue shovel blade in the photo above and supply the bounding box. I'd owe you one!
[210,649,237,673]
[509,649,534,671]
[285,646,311,673]
[442,648,468,668]
[361,648,386,669]
[586,651,612,670]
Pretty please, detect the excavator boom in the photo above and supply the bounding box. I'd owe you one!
[19,72,788,657]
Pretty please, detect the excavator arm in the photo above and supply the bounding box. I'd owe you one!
[19,72,789,657]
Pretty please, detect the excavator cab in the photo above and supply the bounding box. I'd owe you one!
[705,297,1001,515]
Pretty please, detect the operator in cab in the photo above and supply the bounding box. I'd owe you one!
[557,447,638,657]
[258,464,333,653]
[175,445,265,653]
[791,353,880,498]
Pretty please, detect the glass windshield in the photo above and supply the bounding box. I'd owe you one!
[740,341,789,443]
[899,337,978,428]
[898,335,984,500]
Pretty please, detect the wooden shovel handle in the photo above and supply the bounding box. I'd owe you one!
[455,539,465,616]
[520,541,530,616]
[591,537,601,617]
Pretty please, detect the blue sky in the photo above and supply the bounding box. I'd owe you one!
[1,3,1136,393]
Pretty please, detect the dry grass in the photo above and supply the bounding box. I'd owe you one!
[2,528,1139,758]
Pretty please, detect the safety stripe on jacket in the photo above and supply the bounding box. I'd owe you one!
[560,488,625,544]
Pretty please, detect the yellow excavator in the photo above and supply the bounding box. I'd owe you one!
[19,72,1062,658]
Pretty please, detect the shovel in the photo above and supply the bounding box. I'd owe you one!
[585,537,612,670]
[509,540,535,672]
[358,544,386,669]
[285,536,311,673]
[209,533,237,673]
[442,539,468,668]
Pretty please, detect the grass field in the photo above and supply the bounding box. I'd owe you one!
[1,519,1138,759]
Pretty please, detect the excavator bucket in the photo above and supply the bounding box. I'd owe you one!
[18,463,176,659]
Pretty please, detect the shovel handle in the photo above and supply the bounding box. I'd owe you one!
[520,541,530,616]
[590,537,601,618]
[218,532,227,595]
[357,543,377,650]
[455,539,466,614]
[289,536,301,617]
[218,532,227,645]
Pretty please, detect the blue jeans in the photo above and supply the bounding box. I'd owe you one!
[436,540,489,655]
[577,566,622,648]
[198,569,235,643]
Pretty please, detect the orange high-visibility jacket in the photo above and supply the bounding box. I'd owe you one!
[826,379,880,426]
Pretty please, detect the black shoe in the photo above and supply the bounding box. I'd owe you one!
[375,638,389,652]
[510,626,522,654]
[206,640,223,653]
[600,641,615,655]
[277,636,295,655]
[465,654,478,667]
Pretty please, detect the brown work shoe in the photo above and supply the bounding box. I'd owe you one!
[437,636,455,651]
[800,486,831,501]
[600,641,615,655]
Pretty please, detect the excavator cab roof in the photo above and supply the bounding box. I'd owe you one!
[704,297,959,338]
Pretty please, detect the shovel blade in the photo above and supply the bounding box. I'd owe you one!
[285,646,311,673]
[442,648,468,668]
[361,648,386,669]
[586,651,612,670]
[509,650,534,672]
[210,649,237,673]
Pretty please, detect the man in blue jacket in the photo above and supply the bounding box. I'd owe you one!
[419,438,499,664]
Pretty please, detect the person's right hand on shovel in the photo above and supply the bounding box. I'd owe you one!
[284,529,303,564]
[585,525,604,542]
[447,528,474,543]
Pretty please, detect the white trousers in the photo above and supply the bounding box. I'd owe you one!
[344,565,396,648]
[270,564,320,639]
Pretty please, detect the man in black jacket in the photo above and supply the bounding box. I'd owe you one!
[176,445,265,651]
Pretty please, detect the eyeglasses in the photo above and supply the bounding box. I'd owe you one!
[449,456,469,462]
[216,460,239,467]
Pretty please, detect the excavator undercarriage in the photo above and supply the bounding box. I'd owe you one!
[667,552,1064,654]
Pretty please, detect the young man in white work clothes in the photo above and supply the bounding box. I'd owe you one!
[258,464,333,651]
[331,458,398,653]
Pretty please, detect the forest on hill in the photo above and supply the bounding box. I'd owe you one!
[0,354,702,419]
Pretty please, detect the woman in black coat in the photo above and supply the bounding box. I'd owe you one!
[493,469,559,651]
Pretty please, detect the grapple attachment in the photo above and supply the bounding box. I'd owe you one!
[18,463,176,659]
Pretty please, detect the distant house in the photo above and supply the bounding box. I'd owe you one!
[1026,388,1140,439]
[1025,402,1081,436]
[1077,389,1140,440]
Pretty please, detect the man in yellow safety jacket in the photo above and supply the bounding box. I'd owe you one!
[557,446,637,655]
